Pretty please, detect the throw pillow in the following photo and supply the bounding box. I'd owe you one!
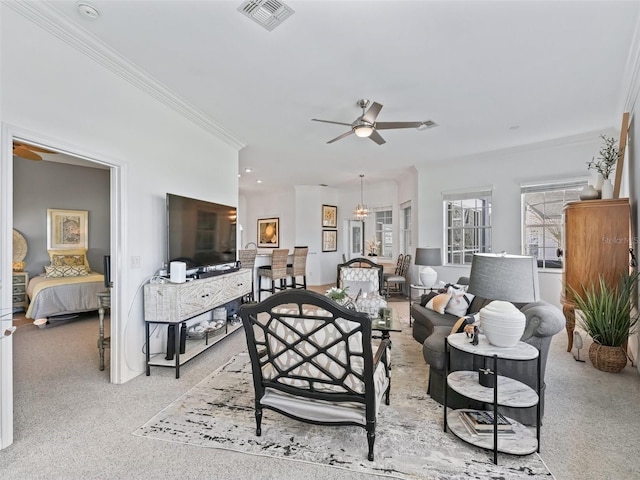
[48,248,91,269]
[420,291,438,307]
[424,293,452,314]
[450,313,479,335]
[52,254,86,267]
[444,286,475,317]
[44,265,90,278]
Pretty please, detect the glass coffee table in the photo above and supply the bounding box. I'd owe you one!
[371,307,402,340]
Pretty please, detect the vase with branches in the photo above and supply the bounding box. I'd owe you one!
[586,134,620,180]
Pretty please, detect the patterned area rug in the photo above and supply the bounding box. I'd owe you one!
[133,316,554,480]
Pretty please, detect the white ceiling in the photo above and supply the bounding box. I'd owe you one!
[27,0,640,193]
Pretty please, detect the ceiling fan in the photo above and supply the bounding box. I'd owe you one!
[13,142,57,161]
[312,99,435,145]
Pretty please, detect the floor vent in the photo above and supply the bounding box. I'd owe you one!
[238,0,295,31]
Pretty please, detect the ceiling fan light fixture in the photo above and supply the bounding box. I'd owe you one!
[354,125,374,138]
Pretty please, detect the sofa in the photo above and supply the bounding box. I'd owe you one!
[411,277,565,425]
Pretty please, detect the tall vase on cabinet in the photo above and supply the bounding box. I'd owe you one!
[601,178,614,199]
[591,171,604,194]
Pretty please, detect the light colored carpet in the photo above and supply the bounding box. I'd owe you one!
[133,308,553,480]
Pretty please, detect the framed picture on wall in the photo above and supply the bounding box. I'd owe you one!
[322,204,337,228]
[322,229,337,252]
[47,208,89,250]
[257,217,279,248]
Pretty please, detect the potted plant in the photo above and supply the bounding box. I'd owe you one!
[569,271,638,372]
[586,134,620,198]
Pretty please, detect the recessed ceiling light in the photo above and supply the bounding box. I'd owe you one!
[244,168,252,173]
[77,2,100,20]
[256,179,263,184]
[238,174,241,177]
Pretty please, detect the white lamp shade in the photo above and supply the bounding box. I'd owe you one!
[355,126,373,137]
[480,300,526,347]
[419,266,437,287]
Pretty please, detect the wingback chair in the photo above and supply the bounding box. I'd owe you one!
[239,289,391,461]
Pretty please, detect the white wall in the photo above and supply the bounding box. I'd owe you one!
[1,4,239,395]
[416,131,617,307]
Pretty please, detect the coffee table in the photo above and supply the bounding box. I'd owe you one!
[371,307,402,341]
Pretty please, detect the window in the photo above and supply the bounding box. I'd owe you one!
[374,209,392,258]
[444,189,492,265]
[521,181,586,269]
[401,203,411,255]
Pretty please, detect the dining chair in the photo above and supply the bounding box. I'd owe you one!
[238,248,258,301]
[257,248,289,301]
[286,246,308,289]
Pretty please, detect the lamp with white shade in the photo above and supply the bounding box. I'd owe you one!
[467,253,540,348]
[414,247,442,287]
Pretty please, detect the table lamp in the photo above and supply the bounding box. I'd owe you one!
[467,253,539,348]
[414,247,442,287]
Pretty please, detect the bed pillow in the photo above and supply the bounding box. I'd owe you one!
[424,293,452,314]
[45,265,90,278]
[48,248,91,270]
[52,254,86,267]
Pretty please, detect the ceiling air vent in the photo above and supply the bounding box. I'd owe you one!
[238,0,295,31]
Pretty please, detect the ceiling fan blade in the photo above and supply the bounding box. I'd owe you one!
[327,130,355,144]
[13,146,42,161]
[14,142,56,154]
[375,121,424,130]
[312,119,354,127]
[369,130,386,145]
[361,102,383,124]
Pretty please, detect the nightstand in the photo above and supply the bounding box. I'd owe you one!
[12,271,29,312]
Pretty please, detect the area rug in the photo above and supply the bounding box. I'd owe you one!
[133,315,554,480]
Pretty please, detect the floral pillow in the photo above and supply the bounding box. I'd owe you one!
[52,254,86,267]
[45,265,90,278]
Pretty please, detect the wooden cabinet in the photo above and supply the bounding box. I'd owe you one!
[561,198,630,351]
[12,271,29,311]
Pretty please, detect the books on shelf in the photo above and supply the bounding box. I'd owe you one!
[458,410,516,436]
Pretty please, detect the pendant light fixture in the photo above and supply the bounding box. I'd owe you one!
[354,174,369,220]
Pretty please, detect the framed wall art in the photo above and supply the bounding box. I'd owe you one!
[322,204,337,228]
[322,229,337,252]
[257,217,279,248]
[47,208,88,250]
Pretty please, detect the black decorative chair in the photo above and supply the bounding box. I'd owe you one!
[239,289,391,461]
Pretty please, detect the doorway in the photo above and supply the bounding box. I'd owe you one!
[1,126,123,449]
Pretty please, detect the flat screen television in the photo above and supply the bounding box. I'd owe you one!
[166,193,237,273]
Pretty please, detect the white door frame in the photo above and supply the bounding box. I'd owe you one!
[0,123,125,449]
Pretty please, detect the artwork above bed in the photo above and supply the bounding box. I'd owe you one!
[47,208,88,250]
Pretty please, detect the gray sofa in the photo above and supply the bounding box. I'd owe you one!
[411,278,565,425]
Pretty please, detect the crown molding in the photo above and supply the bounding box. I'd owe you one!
[5,1,247,151]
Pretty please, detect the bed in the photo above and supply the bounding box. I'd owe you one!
[25,248,108,324]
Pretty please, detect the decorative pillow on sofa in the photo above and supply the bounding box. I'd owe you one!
[424,293,452,314]
[450,313,479,335]
[444,286,475,317]
[420,291,438,307]
[45,265,90,278]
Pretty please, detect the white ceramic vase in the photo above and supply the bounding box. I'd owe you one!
[591,171,604,192]
[479,300,525,347]
[601,178,614,199]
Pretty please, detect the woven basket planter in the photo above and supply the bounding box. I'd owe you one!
[588,342,628,373]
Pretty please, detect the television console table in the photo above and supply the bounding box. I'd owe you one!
[143,268,251,378]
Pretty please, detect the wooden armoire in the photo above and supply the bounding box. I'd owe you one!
[561,198,630,351]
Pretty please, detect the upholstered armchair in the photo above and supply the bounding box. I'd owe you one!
[336,257,388,316]
[239,289,391,461]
